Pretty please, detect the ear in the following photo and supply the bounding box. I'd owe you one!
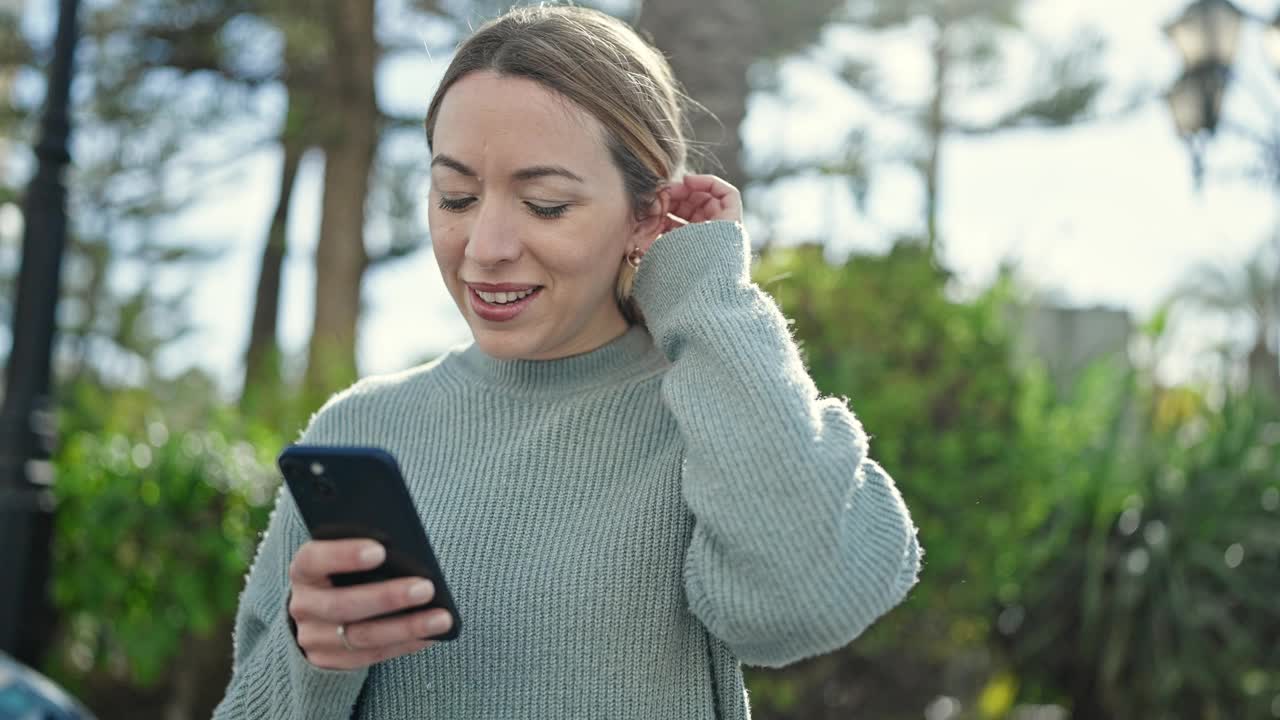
[629,188,671,254]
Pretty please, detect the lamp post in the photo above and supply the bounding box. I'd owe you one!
[0,0,80,666]
[1164,0,1280,188]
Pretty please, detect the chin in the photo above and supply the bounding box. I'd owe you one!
[469,326,540,360]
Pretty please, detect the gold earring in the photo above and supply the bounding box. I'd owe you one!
[626,246,644,269]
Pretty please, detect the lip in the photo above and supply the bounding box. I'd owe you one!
[467,284,543,322]
[466,282,542,292]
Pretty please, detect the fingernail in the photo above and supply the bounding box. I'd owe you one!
[428,612,452,634]
[408,580,434,602]
[360,544,385,565]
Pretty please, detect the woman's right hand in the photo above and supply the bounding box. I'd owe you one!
[287,539,454,670]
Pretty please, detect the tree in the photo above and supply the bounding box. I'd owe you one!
[0,2,28,139]
[1174,229,1280,399]
[300,0,378,403]
[240,104,305,413]
[1,0,257,388]
[28,0,452,409]
[763,0,1107,254]
[634,0,846,190]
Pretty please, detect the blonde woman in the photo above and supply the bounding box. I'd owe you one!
[214,5,922,719]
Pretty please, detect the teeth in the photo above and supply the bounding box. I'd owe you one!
[476,287,536,305]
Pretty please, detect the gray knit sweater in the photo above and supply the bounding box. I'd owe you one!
[212,220,923,719]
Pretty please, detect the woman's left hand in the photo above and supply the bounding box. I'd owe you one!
[658,174,742,235]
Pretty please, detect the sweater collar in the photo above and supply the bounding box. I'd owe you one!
[450,324,662,395]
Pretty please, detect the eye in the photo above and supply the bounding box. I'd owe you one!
[526,202,569,219]
[437,195,476,212]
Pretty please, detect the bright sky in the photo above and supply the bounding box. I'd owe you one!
[10,0,1280,396]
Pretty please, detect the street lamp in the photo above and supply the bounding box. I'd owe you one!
[1163,0,1245,185]
[0,0,80,666]
[1164,0,1280,188]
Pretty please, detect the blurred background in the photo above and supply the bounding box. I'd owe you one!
[0,0,1278,718]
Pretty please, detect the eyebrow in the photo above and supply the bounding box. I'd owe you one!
[430,154,585,184]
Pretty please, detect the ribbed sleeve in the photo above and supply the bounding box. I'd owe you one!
[212,405,371,719]
[632,220,923,668]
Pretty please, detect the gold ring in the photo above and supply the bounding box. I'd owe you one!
[336,623,356,652]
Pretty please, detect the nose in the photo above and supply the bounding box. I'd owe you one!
[464,198,523,268]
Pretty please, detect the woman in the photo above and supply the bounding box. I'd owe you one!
[214,5,922,719]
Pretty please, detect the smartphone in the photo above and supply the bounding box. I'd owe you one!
[277,444,461,641]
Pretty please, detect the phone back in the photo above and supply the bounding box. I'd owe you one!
[278,445,461,640]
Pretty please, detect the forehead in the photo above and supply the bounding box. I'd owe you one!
[432,71,610,170]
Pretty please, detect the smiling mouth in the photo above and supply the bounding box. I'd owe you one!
[468,285,543,305]
[466,284,544,322]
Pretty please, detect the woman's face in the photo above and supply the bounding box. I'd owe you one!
[429,70,652,361]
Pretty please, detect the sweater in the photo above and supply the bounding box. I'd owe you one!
[212,220,923,720]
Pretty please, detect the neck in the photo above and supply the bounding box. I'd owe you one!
[451,324,663,396]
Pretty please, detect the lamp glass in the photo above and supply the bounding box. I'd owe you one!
[1167,72,1205,136]
[1206,0,1243,62]
[1165,0,1244,66]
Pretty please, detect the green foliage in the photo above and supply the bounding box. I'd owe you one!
[746,239,1058,716]
[47,379,286,688]
[754,240,1047,623]
[744,240,1278,719]
[0,8,27,66]
[744,241,1279,718]
[996,356,1280,718]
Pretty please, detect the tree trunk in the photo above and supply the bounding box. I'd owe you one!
[1247,340,1280,402]
[303,0,377,404]
[634,0,761,190]
[924,28,948,256]
[241,106,305,410]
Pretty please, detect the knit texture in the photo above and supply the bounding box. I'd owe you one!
[212,220,923,720]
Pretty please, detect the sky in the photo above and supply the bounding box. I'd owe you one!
[7,0,1280,396]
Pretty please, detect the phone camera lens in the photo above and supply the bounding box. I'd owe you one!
[310,462,325,476]
[314,475,337,499]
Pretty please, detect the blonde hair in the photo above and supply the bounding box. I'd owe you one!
[424,4,693,325]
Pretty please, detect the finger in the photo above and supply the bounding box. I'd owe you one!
[680,174,737,197]
[684,190,713,208]
[341,607,456,649]
[290,576,435,624]
[662,182,692,199]
[669,192,712,218]
[675,192,714,221]
[289,539,385,587]
[305,637,437,671]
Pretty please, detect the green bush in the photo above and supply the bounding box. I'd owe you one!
[746,242,1279,718]
[50,417,279,684]
[746,240,1057,717]
[41,375,298,719]
[998,355,1280,718]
